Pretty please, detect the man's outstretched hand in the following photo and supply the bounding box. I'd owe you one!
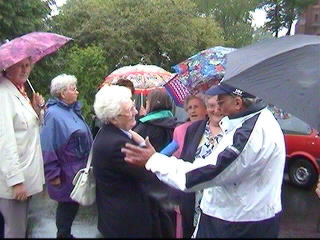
[121,137,156,167]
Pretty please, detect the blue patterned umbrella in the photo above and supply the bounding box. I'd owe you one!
[165,46,236,106]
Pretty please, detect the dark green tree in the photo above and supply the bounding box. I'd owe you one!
[50,0,224,72]
[29,44,108,122]
[252,26,274,43]
[0,0,56,41]
[6,0,227,120]
[62,45,109,121]
[192,0,261,47]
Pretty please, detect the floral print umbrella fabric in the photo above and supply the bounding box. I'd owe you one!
[100,64,174,95]
[165,46,236,106]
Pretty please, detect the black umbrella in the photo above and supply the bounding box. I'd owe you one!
[222,34,320,129]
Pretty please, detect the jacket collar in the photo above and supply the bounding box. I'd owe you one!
[219,100,266,134]
[229,99,266,119]
[1,77,39,119]
[139,110,173,123]
[47,97,82,117]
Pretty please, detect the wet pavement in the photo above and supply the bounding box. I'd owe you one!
[27,187,101,238]
[279,177,320,238]
[27,176,320,238]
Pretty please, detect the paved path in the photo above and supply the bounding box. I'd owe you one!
[27,187,101,238]
[26,179,320,238]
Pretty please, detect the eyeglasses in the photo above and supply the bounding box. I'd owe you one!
[118,105,136,117]
[64,86,78,93]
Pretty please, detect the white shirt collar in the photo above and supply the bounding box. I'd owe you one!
[120,128,132,139]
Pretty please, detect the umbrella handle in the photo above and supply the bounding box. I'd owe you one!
[26,79,45,109]
[140,93,143,108]
[26,79,36,94]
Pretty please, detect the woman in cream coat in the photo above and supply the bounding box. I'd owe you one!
[0,57,45,238]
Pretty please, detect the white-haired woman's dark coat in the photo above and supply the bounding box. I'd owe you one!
[92,123,171,238]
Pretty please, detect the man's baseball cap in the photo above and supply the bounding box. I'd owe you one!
[205,83,255,98]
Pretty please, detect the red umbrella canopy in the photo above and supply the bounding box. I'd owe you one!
[0,32,72,71]
[99,64,174,94]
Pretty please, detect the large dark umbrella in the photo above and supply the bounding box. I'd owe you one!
[222,34,320,129]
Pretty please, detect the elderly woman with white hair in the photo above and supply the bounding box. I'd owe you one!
[40,74,93,238]
[92,85,171,238]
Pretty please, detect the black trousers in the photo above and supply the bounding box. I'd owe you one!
[56,201,79,237]
[180,193,196,238]
[0,211,4,238]
[196,212,281,238]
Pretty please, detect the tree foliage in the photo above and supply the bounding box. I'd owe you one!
[259,0,317,37]
[29,44,108,122]
[4,0,252,120]
[62,45,108,120]
[252,26,273,43]
[192,0,261,47]
[0,0,55,42]
[50,0,225,72]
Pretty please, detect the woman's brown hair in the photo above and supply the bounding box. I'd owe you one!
[116,78,135,95]
[147,88,172,113]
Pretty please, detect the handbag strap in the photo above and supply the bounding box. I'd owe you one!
[84,128,100,171]
[85,145,93,171]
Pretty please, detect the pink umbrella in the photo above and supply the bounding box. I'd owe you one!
[0,32,72,71]
[0,32,72,92]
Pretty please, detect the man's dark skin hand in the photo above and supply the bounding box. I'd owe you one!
[121,137,156,167]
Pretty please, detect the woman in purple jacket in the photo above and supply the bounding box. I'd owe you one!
[40,74,93,238]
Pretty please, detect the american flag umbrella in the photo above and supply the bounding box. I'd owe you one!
[165,46,236,107]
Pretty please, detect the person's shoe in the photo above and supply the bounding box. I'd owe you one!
[56,234,75,239]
